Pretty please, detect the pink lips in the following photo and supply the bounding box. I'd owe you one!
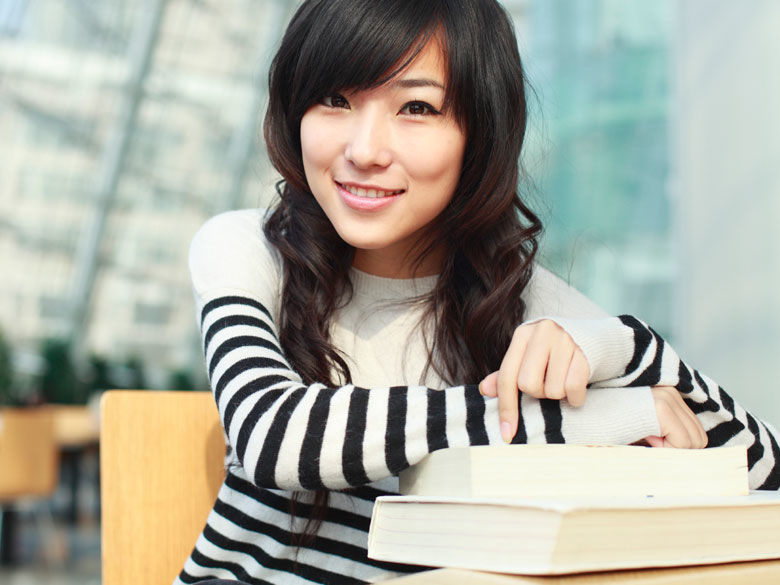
[336,182,402,211]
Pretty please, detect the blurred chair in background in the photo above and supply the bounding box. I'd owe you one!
[0,406,60,565]
[100,390,224,585]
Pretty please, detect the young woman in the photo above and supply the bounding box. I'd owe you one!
[178,1,780,584]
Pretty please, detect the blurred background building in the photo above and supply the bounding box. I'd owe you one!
[0,0,290,401]
[0,0,778,582]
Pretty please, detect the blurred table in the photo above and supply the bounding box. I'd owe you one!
[52,405,100,449]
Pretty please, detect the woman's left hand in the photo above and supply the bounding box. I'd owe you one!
[479,319,590,443]
[643,386,708,448]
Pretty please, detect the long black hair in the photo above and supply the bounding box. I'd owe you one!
[263,0,542,540]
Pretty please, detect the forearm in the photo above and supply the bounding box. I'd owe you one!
[202,295,660,491]
[548,314,780,489]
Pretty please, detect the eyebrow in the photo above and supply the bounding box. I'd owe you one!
[389,78,445,90]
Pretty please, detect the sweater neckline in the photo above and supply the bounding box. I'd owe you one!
[349,267,439,301]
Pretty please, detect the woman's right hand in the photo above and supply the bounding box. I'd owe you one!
[643,386,708,448]
[478,319,590,443]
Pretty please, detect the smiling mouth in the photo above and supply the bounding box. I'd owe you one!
[337,182,405,199]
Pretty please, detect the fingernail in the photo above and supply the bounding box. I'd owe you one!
[478,382,484,396]
[501,422,513,443]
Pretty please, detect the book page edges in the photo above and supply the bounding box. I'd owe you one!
[367,498,560,572]
[369,494,780,575]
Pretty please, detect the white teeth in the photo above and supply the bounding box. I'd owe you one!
[342,183,402,198]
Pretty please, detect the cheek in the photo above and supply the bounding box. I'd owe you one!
[299,116,318,177]
[407,129,466,190]
[300,114,337,182]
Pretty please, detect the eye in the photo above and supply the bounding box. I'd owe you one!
[321,93,350,109]
[399,101,440,116]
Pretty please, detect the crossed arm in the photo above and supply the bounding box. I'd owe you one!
[480,318,707,448]
[200,293,780,492]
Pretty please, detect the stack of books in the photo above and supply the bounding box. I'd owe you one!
[367,444,780,583]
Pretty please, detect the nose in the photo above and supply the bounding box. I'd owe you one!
[344,108,393,169]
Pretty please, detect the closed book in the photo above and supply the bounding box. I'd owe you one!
[367,491,780,575]
[398,445,749,499]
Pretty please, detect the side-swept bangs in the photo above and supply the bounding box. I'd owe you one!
[289,1,441,121]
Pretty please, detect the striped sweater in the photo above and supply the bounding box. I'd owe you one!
[176,209,780,585]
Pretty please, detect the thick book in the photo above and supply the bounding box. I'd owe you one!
[398,444,749,498]
[367,491,780,575]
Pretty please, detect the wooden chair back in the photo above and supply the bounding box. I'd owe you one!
[0,406,58,501]
[100,390,225,585]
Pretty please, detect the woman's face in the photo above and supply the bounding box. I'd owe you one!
[300,39,466,278]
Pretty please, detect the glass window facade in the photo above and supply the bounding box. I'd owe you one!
[522,0,675,339]
[2,0,778,427]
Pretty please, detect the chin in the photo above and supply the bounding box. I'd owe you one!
[343,239,390,251]
[333,229,389,250]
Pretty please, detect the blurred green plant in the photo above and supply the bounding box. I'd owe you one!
[40,338,87,404]
[0,326,16,406]
[168,367,195,391]
[88,354,115,392]
[85,353,151,391]
[167,363,211,391]
[125,356,147,389]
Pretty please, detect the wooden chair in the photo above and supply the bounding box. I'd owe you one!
[0,406,58,501]
[0,406,59,564]
[100,390,225,585]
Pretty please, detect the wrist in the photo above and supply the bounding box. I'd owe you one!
[561,386,660,445]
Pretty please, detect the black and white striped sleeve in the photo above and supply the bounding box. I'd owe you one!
[552,315,780,490]
[201,292,491,490]
[198,294,661,491]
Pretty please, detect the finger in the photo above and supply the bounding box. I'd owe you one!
[644,435,665,448]
[479,371,499,398]
[515,329,549,400]
[659,396,699,449]
[679,393,708,448]
[653,389,688,448]
[544,341,573,401]
[564,350,589,407]
[698,419,708,448]
[497,328,530,443]
[676,394,707,449]
[656,386,706,449]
